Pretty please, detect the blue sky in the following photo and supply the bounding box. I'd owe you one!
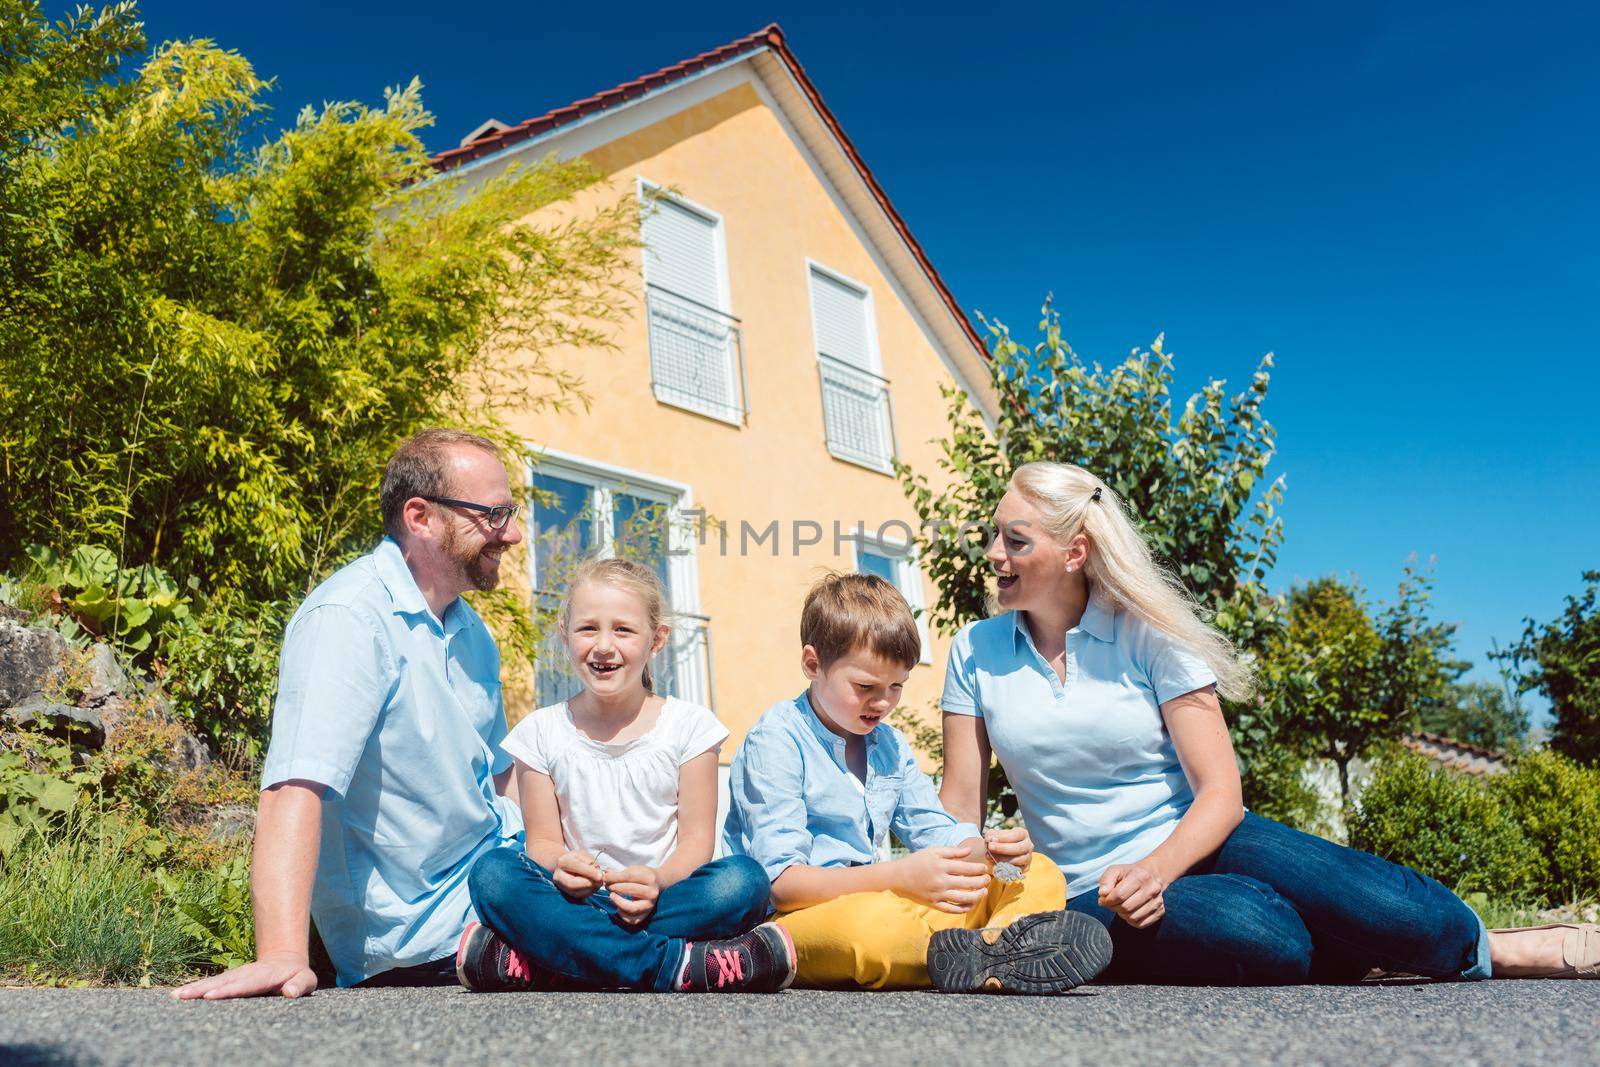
[133,2,1599,709]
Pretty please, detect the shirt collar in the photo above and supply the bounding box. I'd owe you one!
[374,536,459,633]
[795,689,880,754]
[1011,594,1115,650]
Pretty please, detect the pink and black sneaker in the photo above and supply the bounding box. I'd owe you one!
[456,921,556,992]
[678,922,797,993]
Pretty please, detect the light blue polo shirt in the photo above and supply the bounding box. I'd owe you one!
[723,691,980,884]
[260,537,523,986]
[940,597,1216,899]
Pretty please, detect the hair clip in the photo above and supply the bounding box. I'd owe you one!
[1091,487,1103,503]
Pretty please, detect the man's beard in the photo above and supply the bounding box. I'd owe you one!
[441,522,502,593]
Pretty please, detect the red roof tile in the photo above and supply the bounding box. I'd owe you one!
[431,23,987,361]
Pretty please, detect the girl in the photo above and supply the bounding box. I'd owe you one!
[459,557,796,992]
[938,461,1598,983]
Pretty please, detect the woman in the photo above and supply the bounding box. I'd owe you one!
[938,461,1596,983]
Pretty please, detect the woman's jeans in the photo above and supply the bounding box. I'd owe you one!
[468,848,772,991]
[1065,813,1492,984]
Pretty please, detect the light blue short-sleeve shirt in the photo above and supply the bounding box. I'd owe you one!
[260,537,523,986]
[722,692,980,885]
[940,597,1216,899]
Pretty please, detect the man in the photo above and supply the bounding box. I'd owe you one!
[174,428,526,999]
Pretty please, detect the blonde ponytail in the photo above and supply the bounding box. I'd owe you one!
[1010,461,1255,702]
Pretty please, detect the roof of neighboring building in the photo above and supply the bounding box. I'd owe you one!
[429,23,990,376]
[1400,731,1512,776]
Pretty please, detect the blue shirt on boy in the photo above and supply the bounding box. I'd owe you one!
[723,691,980,885]
[259,537,523,986]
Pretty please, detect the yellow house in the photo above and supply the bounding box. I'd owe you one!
[432,25,998,762]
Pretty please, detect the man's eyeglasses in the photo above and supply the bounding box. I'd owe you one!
[423,496,521,531]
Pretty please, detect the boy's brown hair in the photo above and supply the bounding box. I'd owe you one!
[800,572,922,670]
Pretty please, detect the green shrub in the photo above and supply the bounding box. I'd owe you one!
[159,594,287,763]
[17,545,193,661]
[1491,749,1600,900]
[1350,750,1539,897]
[0,731,102,859]
[155,855,255,970]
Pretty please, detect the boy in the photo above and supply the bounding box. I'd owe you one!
[723,573,1112,992]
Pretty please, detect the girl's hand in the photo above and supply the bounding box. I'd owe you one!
[553,850,606,899]
[607,866,661,926]
[1098,863,1167,928]
[983,827,1034,872]
[892,847,992,913]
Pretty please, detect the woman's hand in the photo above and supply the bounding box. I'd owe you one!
[1098,863,1167,928]
[891,846,992,913]
[553,850,605,899]
[607,866,661,926]
[983,827,1034,872]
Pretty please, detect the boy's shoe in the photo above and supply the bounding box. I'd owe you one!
[456,921,555,992]
[678,922,797,993]
[927,910,1112,994]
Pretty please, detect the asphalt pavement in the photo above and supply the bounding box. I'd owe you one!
[1,981,1595,1067]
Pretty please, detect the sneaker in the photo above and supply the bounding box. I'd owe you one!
[678,922,797,993]
[927,910,1112,994]
[456,921,554,992]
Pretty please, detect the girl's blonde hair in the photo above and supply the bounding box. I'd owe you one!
[1009,461,1254,702]
[559,557,673,693]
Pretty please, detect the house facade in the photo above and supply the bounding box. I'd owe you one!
[432,25,997,753]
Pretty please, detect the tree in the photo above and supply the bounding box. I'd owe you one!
[1261,567,1461,806]
[0,0,638,606]
[0,0,639,752]
[1418,679,1530,753]
[1496,571,1600,766]
[896,300,1296,817]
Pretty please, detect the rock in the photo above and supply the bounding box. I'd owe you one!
[79,643,128,706]
[2,694,106,747]
[205,803,256,844]
[0,617,70,708]
[166,728,212,773]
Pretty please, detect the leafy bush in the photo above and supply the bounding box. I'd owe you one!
[1491,749,1600,900]
[0,732,102,859]
[1350,750,1538,897]
[17,544,193,660]
[159,594,287,762]
[155,855,255,970]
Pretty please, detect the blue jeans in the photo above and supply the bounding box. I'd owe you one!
[1066,813,1491,984]
[468,848,772,991]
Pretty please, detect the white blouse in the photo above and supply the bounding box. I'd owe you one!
[500,697,728,871]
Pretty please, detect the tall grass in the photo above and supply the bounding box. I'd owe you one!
[0,816,207,986]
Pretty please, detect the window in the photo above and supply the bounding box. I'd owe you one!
[809,263,895,473]
[527,457,710,708]
[640,185,745,424]
[850,534,931,664]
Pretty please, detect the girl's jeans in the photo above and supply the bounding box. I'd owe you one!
[468,848,771,991]
[1065,812,1492,984]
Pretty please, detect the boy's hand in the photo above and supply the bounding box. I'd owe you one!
[606,866,661,926]
[983,827,1034,871]
[1098,862,1167,928]
[892,847,991,913]
[553,850,606,899]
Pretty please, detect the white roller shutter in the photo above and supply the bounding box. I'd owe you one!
[643,198,722,308]
[810,267,872,370]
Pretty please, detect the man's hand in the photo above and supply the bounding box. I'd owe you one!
[553,850,606,899]
[891,847,991,913]
[170,952,317,1001]
[606,866,661,926]
[983,827,1034,872]
[1098,863,1167,928]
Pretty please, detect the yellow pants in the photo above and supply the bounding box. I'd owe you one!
[774,855,1066,989]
